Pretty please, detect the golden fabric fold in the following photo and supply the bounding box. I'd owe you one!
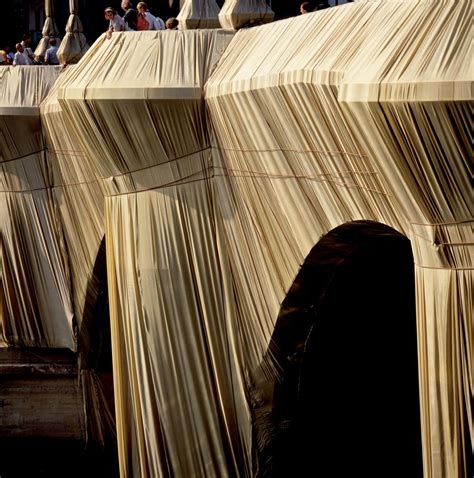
[177,0,221,29]
[218,0,274,29]
[57,0,89,65]
[0,66,75,349]
[1,1,471,476]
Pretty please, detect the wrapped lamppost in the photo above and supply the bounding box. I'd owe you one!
[177,0,221,29]
[57,0,89,65]
[219,0,274,30]
[34,0,61,63]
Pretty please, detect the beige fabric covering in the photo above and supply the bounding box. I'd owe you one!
[57,30,243,477]
[207,1,472,476]
[57,0,89,65]
[177,0,221,29]
[0,66,75,349]
[34,0,61,62]
[0,0,470,476]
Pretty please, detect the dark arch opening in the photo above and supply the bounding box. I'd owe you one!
[255,220,423,477]
[81,237,112,374]
[79,237,118,476]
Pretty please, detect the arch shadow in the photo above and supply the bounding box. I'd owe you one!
[79,237,118,476]
[255,220,423,477]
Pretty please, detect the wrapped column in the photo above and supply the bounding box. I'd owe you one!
[57,0,89,65]
[219,0,274,30]
[34,0,61,63]
[177,0,221,29]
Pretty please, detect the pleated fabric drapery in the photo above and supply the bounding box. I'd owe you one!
[34,0,61,62]
[57,0,89,65]
[40,61,115,452]
[337,2,472,473]
[219,0,274,30]
[206,1,472,476]
[57,30,250,477]
[177,0,221,29]
[1,1,470,476]
[0,66,75,350]
[41,63,106,338]
[207,0,407,375]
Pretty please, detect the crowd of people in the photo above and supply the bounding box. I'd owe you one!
[0,33,53,66]
[0,0,343,66]
[0,33,59,66]
[0,1,176,66]
[105,1,178,38]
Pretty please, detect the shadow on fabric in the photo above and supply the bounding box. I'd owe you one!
[254,220,423,477]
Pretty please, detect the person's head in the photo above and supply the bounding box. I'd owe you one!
[121,1,133,11]
[49,38,57,47]
[4,46,10,53]
[165,17,179,29]
[104,7,116,20]
[16,43,23,53]
[0,50,6,64]
[137,2,148,13]
[300,2,311,13]
[22,33,32,45]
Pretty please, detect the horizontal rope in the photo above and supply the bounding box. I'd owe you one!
[410,230,474,247]
[212,145,370,158]
[410,219,473,226]
[415,263,474,271]
[110,146,210,178]
[0,148,45,164]
[106,167,214,197]
[48,148,86,157]
[216,165,391,197]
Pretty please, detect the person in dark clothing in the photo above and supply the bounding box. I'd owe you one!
[121,1,138,30]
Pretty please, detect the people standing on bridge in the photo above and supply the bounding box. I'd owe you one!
[13,43,28,66]
[45,39,59,65]
[20,34,35,65]
[137,2,165,30]
[105,7,126,39]
[121,1,138,31]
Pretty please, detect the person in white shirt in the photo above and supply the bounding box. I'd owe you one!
[20,34,35,64]
[104,7,126,39]
[137,2,165,30]
[13,43,28,66]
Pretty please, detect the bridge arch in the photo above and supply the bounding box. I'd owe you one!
[256,220,423,477]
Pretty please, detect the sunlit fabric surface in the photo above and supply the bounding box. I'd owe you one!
[0,0,471,476]
[0,66,75,349]
[207,1,472,476]
[57,30,248,477]
[40,65,115,450]
[41,65,106,338]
